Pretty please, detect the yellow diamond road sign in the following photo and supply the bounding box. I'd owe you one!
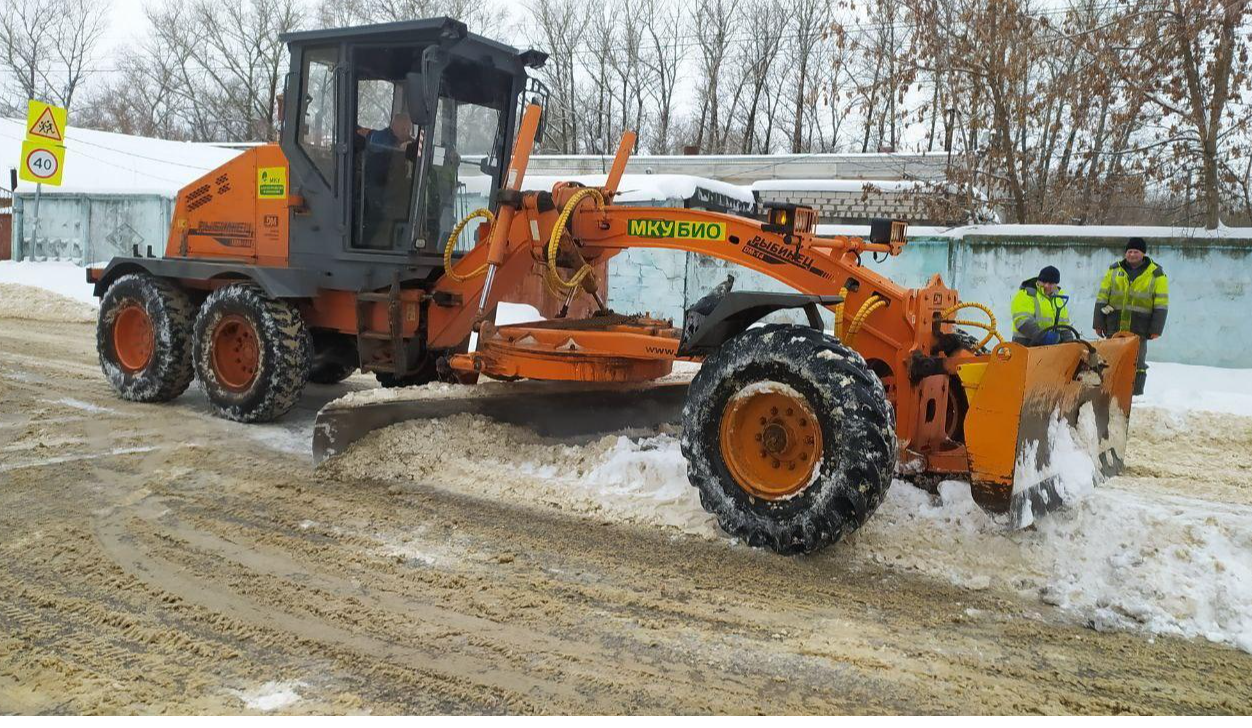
[26,100,68,142]
[20,139,66,186]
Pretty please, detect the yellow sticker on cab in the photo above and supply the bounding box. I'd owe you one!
[257,167,287,198]
[628,218,727,242]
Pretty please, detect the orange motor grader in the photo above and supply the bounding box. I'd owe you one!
[89,18,1139,554]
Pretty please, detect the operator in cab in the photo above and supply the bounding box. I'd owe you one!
[360,112,422,249]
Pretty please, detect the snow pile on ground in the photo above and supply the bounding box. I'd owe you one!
[1138,362,1252,417]
[227,680,306,712]
[0,260,97,305]
[325,414,714,535]
[0,282,96,322]
[853,468,1252,654]
[332,361,1252,654]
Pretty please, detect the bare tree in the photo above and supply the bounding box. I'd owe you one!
[1,0,110,113]
[692,0,738,153]
[787,0,832,153]
[316,0,508,36]
[1103,0,1251,228]
[525,0,588,154]
[142,0,302,142]
[639,0,686,154]
[737,1,789,153]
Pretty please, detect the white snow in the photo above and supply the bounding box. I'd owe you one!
[753,178,935,193]
[494,301,544,326]
[815,222,1252,240]
[0,260,98,304]
[443,359,1252,654]
[461,172,755,205]
[228,680,306,712]
[42,398,116,414]
[1137,362,1252,417]
[2,118,242,196]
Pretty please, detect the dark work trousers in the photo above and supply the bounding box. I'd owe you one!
[1134,335,1149,396]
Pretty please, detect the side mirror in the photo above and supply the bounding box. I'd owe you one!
[404,71,431,125]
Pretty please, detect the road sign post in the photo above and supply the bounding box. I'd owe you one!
[17,100,68,259]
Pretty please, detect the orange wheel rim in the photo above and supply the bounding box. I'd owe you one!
[211,314,260,392]
[719,384,823,500]
[113,303,154,373]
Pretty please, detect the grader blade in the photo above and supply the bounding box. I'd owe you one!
[961,334,1139,528]
[312,380,689,464]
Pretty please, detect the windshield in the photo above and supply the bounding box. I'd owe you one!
[427,97,503,254]
[348,46,513,254]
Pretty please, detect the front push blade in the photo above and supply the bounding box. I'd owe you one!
[961,335,1139,528]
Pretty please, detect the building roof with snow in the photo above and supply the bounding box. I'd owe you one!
[1,118,243,197]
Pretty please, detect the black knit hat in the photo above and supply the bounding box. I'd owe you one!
[1038,265,1060,284]
[1126,237,1147,253]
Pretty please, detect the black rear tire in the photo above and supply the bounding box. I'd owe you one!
[682,325,897,555]
[192,283,311,422]
[97,273,195,403]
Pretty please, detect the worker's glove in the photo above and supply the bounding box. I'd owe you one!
[1038,330,1061,346]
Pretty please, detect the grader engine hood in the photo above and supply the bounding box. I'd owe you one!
[961,334,1139,528]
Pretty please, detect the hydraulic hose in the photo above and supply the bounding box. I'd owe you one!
[546,187,605,294]
[941,302,1002,350]
[833,286,849,339]
[845,296,888,346]
[442,208,496,282]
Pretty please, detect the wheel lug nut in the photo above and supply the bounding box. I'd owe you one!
[788,462,795,470]
[759,417,767,425]
[754,433,762,441]
[786,408,794,416]
[770,407,778,416]
[772,460,780,469]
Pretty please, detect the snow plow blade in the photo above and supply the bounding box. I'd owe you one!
[312,380,689,464]
[961,334,1139,528]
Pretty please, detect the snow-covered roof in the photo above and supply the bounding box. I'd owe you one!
[1,118,243,197]
[461,172,755,205]
[816,223,1252,240]
[754,178,934,193]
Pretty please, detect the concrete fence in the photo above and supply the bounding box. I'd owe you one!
[605,230,1252,368]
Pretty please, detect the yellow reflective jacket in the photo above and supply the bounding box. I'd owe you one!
[1093,258,1169,337]
[1011,278,1071,344]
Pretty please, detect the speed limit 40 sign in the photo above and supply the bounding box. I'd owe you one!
[20,139,65,186]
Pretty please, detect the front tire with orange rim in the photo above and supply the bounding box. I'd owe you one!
[97,273,195,402]
[192,283,311,423]
[682,324,897,555]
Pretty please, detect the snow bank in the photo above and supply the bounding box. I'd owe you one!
[326,414,714,535]
[2,118,241,196]
[333,359,1252,654]
[1138,362,1252,417]
[228,680,306,712]
[0,260,97,304]
[0,282,95,322]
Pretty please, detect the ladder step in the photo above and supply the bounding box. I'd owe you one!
[357,293,391,302]
[359,331,392,340]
